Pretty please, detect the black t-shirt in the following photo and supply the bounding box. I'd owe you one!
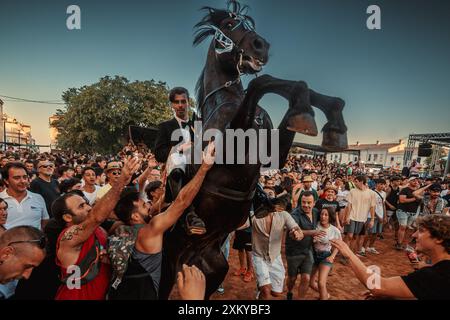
[29,177,61,217]
[397,187,420,213]
[315,199,340,213]
[401,260,450,300]
[285,208,319,256]
[386,186,400,210]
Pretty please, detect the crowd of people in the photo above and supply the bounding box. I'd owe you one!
[0,87,449,300]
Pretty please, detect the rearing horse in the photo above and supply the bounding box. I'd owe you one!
[159,0,348,299]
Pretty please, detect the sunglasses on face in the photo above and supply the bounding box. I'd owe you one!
[172,99,187,105]
[8,236,47,249]
[111,171,121,176]
[39,165,54,169]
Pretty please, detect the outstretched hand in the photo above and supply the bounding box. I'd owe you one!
[177,264,206,300]
[119,156,141,186]
[330,239,353,259]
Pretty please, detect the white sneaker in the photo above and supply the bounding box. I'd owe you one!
[368,247,380,254]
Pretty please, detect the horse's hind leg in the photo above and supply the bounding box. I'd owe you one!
[309,89,348,151]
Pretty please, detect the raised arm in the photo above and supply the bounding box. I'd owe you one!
[146,141,216,235]
[137,154,158,193]
[60,157,141,247]
[412,184,432,200]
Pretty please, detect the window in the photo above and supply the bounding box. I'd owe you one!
[368,154,371,161]
[374,154,378,162]
[391,157,394,162]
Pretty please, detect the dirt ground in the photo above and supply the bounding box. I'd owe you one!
[170,229,415,300]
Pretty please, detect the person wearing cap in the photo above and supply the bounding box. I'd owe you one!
[292,176,319,209]
[413,183,448,215]
[396,176,421,250]
[314,185,343,232]
[96,162,123,200]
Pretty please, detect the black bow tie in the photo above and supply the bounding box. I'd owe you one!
[181,121,189,129]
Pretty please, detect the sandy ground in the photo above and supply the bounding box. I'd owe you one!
[170,229,415,300]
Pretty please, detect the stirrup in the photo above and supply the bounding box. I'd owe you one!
[187,226,207,235]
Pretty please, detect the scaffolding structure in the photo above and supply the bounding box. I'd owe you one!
[403,132,450,177]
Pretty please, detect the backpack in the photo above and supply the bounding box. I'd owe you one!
[107,224,144,289]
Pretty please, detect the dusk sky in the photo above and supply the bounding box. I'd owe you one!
[1,0,449,148]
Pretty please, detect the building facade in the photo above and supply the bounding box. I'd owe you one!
[49,115,61,149]
[326,139,419,170]
[1,99,35,149]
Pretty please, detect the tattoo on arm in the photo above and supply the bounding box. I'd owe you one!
[61,225,85,242]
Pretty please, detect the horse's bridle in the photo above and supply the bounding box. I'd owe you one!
[199,13,256,126]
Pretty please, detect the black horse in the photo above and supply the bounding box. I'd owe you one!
[159,0,348,299]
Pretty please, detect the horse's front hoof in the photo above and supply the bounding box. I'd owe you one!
[322,130,348,151]
[287,113,318,136]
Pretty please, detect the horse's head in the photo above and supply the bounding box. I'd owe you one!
[194,0,270,75]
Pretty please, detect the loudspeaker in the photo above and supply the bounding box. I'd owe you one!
[418,143,432,157]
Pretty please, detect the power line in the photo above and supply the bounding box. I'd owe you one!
[0,94,64,105]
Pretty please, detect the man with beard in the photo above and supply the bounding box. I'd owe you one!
[53,157,141,300]
[107,142,215,300]
[154,87,206,235]
[331,214,450,300]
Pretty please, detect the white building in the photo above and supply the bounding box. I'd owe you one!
[326,139,419,170]
[1,99,35,149]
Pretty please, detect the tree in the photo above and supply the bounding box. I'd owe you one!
[52,76,174,154]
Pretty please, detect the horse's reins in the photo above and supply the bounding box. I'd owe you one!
[199,14,255,127]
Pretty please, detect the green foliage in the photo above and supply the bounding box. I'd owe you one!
[52,76,173,154]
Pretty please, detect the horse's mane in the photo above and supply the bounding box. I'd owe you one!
[194,0,255,114]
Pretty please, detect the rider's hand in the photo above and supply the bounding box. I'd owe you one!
[201,141,216,171]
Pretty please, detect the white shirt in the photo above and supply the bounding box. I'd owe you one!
[372,190,386,219]
[0,190,49,230]
[311,181,318,191]
[82,185,101,206]
[337,189,350,208]
[314,224,342,252]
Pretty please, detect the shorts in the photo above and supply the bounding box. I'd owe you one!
[396,210,417,227]
[313,250,333,267]
[344,220,366,236]
[286,251,314,277]
[252,253,285,293]
[386,210,398,221]
[366,218,383,234]
[232,230,252,251]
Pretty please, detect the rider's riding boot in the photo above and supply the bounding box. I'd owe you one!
[185,208,207,236]
[167,169,207,235]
